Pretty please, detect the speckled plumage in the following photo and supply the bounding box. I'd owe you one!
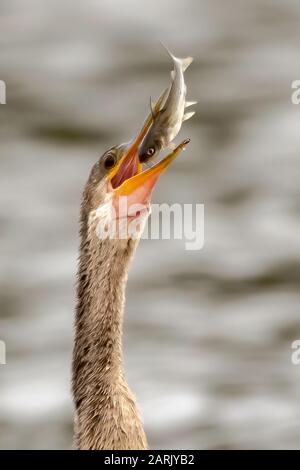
[72,161,148,450]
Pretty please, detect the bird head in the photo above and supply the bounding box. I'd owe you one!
[82,101,189,243]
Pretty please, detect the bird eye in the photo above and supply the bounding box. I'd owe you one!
[146,147,155,157]
[103,153,117,170]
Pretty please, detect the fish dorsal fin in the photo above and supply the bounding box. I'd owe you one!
[183,111,195,122]
[185,100,197,108]
[149,96,156,119]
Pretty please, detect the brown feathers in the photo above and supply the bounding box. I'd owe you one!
[72,176,147,450]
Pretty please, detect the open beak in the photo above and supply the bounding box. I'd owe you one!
[107,90,190,215]
[109,87,168,187]
[114,139,190,207]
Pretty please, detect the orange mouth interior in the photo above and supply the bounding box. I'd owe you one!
[108,89,190,214]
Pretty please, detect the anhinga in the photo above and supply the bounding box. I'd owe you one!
[72,93,190,450]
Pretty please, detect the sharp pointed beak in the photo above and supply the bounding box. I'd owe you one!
[107,89,190,215]
[114,139,190,206]
[109,88,168,188]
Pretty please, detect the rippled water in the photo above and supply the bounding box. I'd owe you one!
[1,0,300,449]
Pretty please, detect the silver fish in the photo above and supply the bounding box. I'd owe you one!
[138,46,196,163]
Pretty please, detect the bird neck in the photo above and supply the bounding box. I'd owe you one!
[72,210,147,450]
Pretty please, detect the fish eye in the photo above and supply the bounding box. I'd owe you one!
[147,147,155,157]
[103,152,117,170]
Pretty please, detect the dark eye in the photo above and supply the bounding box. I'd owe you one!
[103,152,117,169]
[146,147,155,157]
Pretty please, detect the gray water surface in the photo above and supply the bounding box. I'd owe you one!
[1,0,300,449]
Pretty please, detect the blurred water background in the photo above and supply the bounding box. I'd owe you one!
[1,0,300,449]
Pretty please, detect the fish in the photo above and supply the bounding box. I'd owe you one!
[138,45,196,163]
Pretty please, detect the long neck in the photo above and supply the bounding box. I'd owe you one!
[72,211,147,450]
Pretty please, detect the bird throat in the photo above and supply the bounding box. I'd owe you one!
[72,211,147,450]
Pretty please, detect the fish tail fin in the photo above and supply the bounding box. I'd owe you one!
[160,42,194,72]
[183,111,195,122]
[180,56,193,71]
